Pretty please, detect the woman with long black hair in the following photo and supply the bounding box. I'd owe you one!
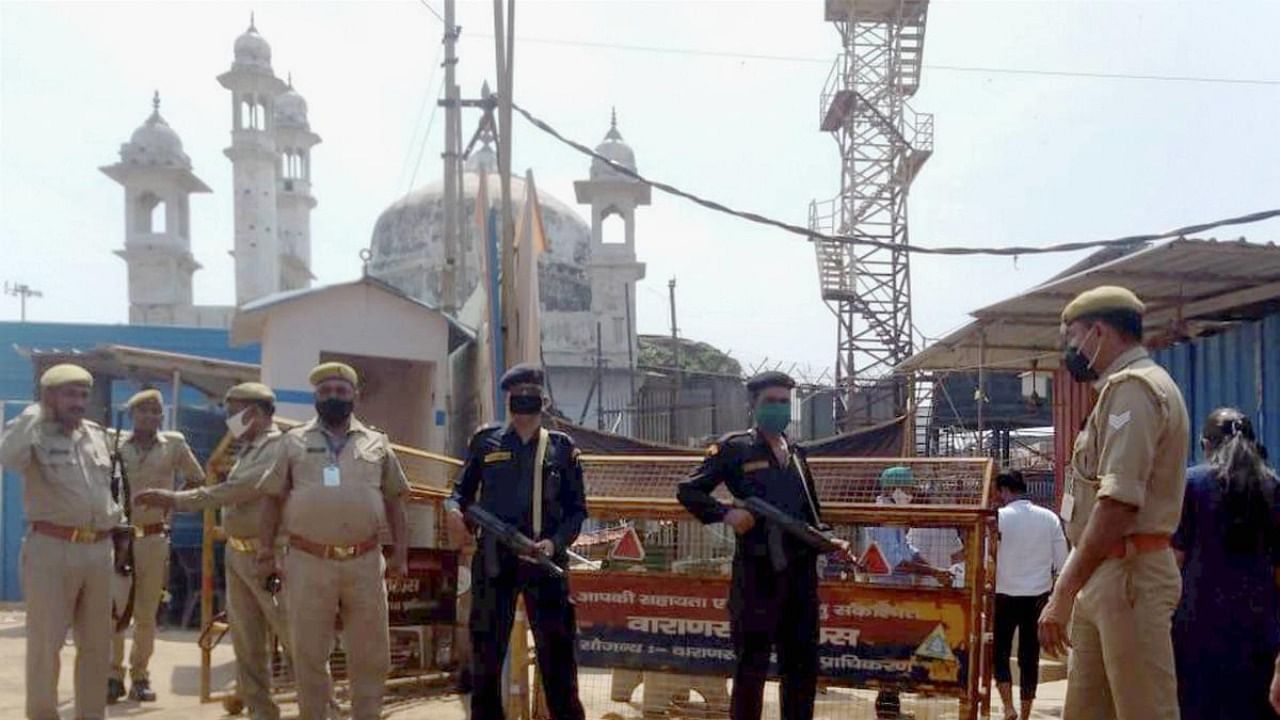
[1173,407,1280,719]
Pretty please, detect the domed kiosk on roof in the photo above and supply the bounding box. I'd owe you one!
[367,107,649,427]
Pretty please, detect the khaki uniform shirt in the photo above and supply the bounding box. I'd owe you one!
[108,430,204,526]
[259,416,408,546]
[0,403,122,531]
[174,427,283,539]
[1064,346,1190,543]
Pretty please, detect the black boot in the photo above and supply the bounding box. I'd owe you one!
[107,678,126,705]
[129,678,157,702]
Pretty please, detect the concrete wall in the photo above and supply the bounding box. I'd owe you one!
[255,283,452,454]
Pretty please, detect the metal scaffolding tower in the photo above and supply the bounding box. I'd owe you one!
[810,0,933,430]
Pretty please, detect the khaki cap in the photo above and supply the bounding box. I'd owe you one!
[308,362,358,387]
[224,382,276,403]
[126,388,163,409]
[1061,285,1145,324]
[39,363,93,389]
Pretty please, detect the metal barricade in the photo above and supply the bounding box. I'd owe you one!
[557,456,996,720]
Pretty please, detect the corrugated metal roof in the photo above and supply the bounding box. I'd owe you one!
[901,238,1280,372]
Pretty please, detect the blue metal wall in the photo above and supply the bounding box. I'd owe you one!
[0,322,260,600]
[1153,315,1280,465]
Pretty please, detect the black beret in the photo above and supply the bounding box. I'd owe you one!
[500,363,545,391]
[746,371,796,393]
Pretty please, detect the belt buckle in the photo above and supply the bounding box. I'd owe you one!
[329,544,356,560]
[72,527,97,543]
[133,526,146,539]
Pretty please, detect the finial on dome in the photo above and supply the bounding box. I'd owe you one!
[249,11,256,31]
[287,72,293,89]
[605,107,623,142]
[152,90,160,113]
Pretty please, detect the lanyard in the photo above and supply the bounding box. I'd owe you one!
[322,430,349,465]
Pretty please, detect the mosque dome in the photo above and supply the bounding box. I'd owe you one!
[367,157,593,315]
[590,109,637,180]
[120,92,191,168]
[233,17,272,70]
[275,80,309,128]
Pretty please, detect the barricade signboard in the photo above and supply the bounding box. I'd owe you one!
[386,547,459,626]
[573,571,971,692]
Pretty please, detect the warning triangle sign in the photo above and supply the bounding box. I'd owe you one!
[860,542,891,575]
[915,624,956,662]
[609,526,646,562]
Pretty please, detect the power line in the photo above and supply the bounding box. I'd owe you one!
[509,99,1280,257]
[416,0,444,24]
[499,36,1280,87]
[406,4,1280,87]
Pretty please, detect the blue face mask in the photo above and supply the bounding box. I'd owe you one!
[754,402,791,434]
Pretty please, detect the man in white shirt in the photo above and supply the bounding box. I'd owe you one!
[995,470,1068,720]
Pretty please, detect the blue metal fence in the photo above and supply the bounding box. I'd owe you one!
[1153,314,1280,464]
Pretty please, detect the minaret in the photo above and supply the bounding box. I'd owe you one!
[573,109,649,367]
[218,15,287,305]
[100,92,212,325]
[274,74,320,291]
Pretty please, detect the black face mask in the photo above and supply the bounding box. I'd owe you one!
[508,395,542,416]
[1062,345,1099,383]
[315,398,354,425]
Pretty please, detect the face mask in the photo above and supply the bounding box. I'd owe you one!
[892,488,914,506]
[754,402,791,434]
[315,398,354,425]
[508,394,543,416]
[1063,326,1102,383]
[225,408,252,439]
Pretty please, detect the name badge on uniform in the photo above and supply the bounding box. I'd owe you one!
[323,465,341,488]
[742,460,769,473]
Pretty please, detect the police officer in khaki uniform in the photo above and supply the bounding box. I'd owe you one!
[0,364,127,720]
[1037,286,1189,720]
[107,388,204,703]
[137,382,292,720]
[258,362,410,720]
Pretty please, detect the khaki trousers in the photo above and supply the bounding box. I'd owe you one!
[226,546,291,720]
[1064,550,1182,720]
[21,532,113,720]
[285,548,389,720]
[111,534,168,682]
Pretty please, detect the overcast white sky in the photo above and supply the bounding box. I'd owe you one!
[2,0,1278,378]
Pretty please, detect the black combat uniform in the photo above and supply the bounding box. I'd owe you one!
[677,426,827,720]
[449,385,588,720]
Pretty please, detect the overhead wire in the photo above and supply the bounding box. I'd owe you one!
[407,3,1280,87]
[509,100,1280,257]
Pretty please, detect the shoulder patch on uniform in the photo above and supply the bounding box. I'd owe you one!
[1108,411,1132,430]
[706,443,719,457]
[572,447,581,461]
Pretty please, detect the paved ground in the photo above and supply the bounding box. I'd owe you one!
[0,607,1065,719]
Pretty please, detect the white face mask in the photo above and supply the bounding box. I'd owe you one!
[892,489,914,506]
[225,408,252,439]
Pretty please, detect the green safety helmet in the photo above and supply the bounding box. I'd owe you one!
[878,465,915,488]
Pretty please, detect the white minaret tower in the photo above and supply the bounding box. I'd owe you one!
[101,92,212,325]
[574,109,649,368]
[274,74,320,291]
[218,15,287,305]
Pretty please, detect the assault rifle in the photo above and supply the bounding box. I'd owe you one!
[735,496,853,572]
[465,505,564,578]
[110,411,136,633]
